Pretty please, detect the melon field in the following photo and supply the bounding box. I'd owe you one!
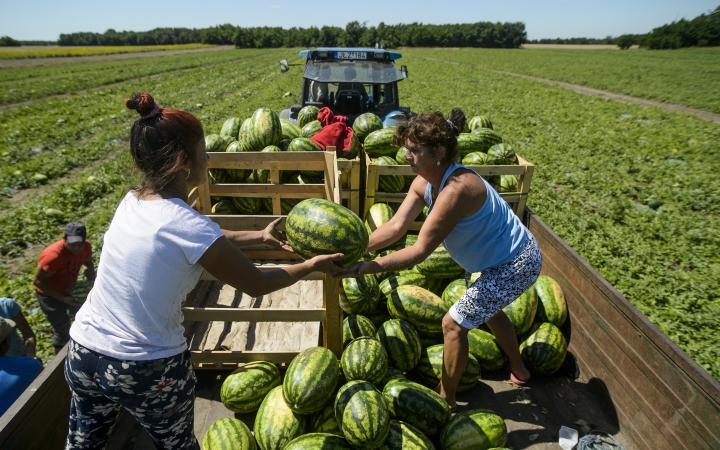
[0,47,717,380]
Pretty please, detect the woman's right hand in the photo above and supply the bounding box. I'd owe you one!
[308,253,344,274]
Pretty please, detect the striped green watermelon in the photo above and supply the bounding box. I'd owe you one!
[471,128,503,152]
[311,405,343,436]
[364,127,398,158]
[374,156,405,193]
[494,175,518,193]
[335,381,391,449]
[365,305,394,330]
[342,314,377,348]
[415,344,480,392]
[283,347,339,414]
[457,134,486,158]
[424,276,446,297]
[415,244,464,279]
[534,275,567,326]
[519,322,568,375]
[254,386,306,450]
[378,272,428,305]
[462,151,494,166]
[280,118,302,140]
[377,367,407,390]
[382,379,451,436]
[298,105,319,128]
[353,113,383,143]
[238,118,252,142]
[467,115,493,131]
[264,197,303,215]
[206,134,229,152]
[418,332,444,349]
[503,286,538,336]
[287,136,323,153]
[468,329,507,371]
[284,433,353,450]
[202,417,256,450]
[249,145,282,184]
[440,409,507,450]
[301,120,322,138]
[378,421,435,450]
[487,143,518,165]
[341,336,388,385]
[340,274,380,315]
[387,234,418,251]
[387,285,448,335]
[286,198,368,268]
[225,141,252,181]
[231,197,262,215]
[441,279,467,309]
[394,146,408,164]
[70,280,93,303]
[278,138,292,151]
[365,202,395,234]
[220,117,242,139]
[220,361,280,413]
[376,319,422,372]
[247,108,282,151]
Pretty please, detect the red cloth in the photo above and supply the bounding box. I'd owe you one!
[35,240,92,295]
[310,107,355,152]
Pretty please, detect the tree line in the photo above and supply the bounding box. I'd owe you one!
[56,21,527,48]
[636,5,720,49]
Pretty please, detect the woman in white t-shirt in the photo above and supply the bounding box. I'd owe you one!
[64,92,342,450]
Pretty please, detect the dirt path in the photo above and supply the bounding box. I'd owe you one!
[421,57,720,125]
[0,45,235,69]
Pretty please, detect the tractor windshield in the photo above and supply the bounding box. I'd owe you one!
[303,60,405,84]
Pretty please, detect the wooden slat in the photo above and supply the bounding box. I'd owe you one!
[323,273,343,359]
[200,269,324,281]
[182,307,326,322]
[189,350,300,364]
[195,177,213,215]
[209,183,326,197]
[241,249,303,260]
[207,215,285,231]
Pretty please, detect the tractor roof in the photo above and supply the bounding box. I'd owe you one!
[299,48,403,61]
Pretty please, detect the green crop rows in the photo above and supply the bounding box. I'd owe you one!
[402,47,720,114]
[0,48,717,379]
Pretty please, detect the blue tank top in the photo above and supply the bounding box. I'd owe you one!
[424,162,528,272]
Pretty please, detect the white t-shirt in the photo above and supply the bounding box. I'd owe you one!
[70,192,224,360]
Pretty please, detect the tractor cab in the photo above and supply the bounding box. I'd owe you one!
[279,48,414,127]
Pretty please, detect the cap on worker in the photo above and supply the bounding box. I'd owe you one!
[0,317,16,342]
[64,222,87,244]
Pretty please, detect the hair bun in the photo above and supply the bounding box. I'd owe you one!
[126,92,156,116]
[448,107,466,137]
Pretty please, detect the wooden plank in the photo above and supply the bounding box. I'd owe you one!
[182,307,326,322]
[189,350,300,364]
[195,177,213,215]
[209,184,326,197]
[240,249,303,260]
[323,273,343,359]
[208,215,285,231]
[200,269,324,281]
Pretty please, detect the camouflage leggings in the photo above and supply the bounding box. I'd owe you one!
[64,340,199,450]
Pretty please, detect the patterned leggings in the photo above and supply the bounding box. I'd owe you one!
[64,340,199,450]
[449,233,543,329]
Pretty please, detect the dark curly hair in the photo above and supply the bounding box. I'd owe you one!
[125,92,204,194]
[392,108,466,164]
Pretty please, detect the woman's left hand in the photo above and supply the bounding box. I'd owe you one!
[262,218,293,252]
[332,261,368,279]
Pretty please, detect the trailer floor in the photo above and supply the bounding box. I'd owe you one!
[106,360,634,450]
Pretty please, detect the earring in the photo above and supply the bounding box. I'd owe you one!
[185,167,191,180]
[437,160,441,166]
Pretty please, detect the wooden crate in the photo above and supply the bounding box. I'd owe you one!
[185,151,343,368]
[337,154,363,216]
[364,154,535,229]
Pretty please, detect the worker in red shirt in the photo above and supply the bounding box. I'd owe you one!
[33,222,95,354]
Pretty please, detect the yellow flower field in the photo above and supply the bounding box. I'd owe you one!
[0,43,214,59]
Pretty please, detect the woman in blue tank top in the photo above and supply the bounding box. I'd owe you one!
[338,109,542,411]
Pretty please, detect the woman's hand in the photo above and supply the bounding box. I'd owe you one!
[262,218,293,252]
[308,253,345,275]
[332,261,368,279]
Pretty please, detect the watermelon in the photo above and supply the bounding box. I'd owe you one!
[441,279,467,309]
[280,118,302,140]
[376,319,422,372]
[374,156,405,193]
[247,108,282,151]
[224,141,252,181]
[457,134,486,158]
[301,120,322,138]
[440,409,507,450]
[494,174,518,193]
[220,117,242,139]
[286,198,368,268]
[254,386,306,450]
[534,275,567,326]
[278,138,292,151]
[249,145,282,184]
[503,286,538,336]
[335,381,391,449]
[340,133,360,159]
[283,347,339,414]
[382,379,451,436]
[365,202,395,234]
[231,197,262,215]
[206,134,229,152]
[378,271,428,304]
[418,332,444,349]
[415,344,480,392]
[519,322,568,375]
[387,285,448,335]
[378,420,435,450]
[415,244,464,279]
[468,115,493,131]
[70,280,93,303]
[202,417,256,450]
[340,274,380,315]
[386,234,419,251]
[377,367,407,390]
[311,405,343,436]
[238,118,252,142]
[365,306,394,330]
[364,127,398,158]
[487,143,518,165]
[341,336,388,385]
[298,105,319,128]
[220,361,280,413]
[353,113,383,143]
[394,146,408,164]
[424,276,446,297]
[462,151,494,166]
[287,136,323,153]
[342,314,377,348]
[468,329,507,371]
[284,433,353,450]
[470,128,503,152]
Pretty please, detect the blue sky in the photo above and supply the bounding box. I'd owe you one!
[1,0,717,41]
